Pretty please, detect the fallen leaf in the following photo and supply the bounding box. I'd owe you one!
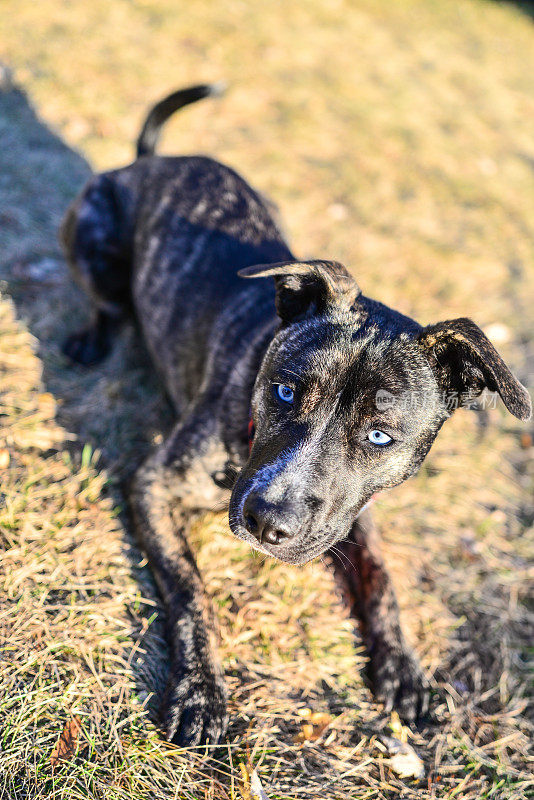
[298,723,315,742]
[296,711,333,742]
[50,716,83,768]
[389,748,425,780]
[0,448,10,469]
[389,710,408,742]
[380,734,425,780]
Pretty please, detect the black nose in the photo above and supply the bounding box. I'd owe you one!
[243,493,294,546]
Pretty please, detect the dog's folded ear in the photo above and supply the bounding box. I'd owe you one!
[238,260,360,323]
[419,317,531,421]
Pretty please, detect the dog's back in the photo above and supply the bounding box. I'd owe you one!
[131,155,291,408]
[61,87,292,410]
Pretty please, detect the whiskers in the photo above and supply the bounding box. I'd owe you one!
[328,543,356,574]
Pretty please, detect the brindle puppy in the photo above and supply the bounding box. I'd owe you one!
[61,85,531,747]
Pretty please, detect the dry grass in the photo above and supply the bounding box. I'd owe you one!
[0,0,533,797]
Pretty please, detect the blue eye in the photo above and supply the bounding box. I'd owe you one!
[368,429,392,446]
[276,384,294,404]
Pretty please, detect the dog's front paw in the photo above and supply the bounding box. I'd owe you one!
[366,640,429,723]
[161,665,228,748]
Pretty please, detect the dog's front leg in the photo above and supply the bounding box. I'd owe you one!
[130,415,229,746]
[328,509,429,722]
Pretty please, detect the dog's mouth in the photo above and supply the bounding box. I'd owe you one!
[228,490,359,565]
[228,464,378,565]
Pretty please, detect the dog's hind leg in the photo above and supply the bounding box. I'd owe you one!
[60,174,133,365]
[62,309,122,366]
[328,509,429,723]
[129,405,229,747]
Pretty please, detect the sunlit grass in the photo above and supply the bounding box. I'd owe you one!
[0,0,533,796]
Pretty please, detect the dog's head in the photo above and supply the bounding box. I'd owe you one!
[229,260,531,564]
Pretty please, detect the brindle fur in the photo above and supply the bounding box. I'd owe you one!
[61,85,531,747]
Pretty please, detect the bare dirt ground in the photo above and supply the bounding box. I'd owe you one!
[0,1,533,798]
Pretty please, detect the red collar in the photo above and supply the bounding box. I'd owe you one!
[247,415,255,453]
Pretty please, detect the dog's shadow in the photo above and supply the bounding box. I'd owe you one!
[0,79,175,713]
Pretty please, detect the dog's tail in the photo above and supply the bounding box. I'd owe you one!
[136,83,226,159]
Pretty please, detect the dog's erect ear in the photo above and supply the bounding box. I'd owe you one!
[238,260,360,323]
[419,318,531,421]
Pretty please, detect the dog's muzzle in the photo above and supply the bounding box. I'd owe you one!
[242,492,300,548]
